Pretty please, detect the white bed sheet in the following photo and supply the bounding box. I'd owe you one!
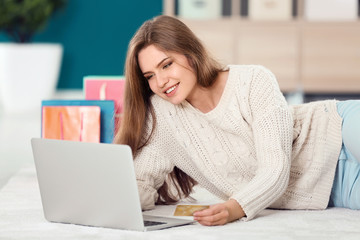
[1,166,360,240]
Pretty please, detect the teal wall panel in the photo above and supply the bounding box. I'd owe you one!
[0,0,163,89]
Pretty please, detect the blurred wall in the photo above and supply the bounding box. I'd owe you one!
[0,0,163,89]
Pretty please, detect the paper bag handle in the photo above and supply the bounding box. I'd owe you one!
[99,83,107,100]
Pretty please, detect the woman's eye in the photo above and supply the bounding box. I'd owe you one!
[163,62,172,69]
[145,74,154,80]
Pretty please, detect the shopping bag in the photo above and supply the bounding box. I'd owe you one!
[83,76,125,128]
[42,106,101,142]
[41,100,115,143]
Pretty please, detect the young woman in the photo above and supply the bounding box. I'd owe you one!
[115,15,360,226]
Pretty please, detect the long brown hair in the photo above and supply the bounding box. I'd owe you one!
[114,15,222,204]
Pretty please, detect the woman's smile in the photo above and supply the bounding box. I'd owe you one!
[164,83,179,96]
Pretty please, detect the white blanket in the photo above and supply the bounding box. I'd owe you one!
[1,166,360,240]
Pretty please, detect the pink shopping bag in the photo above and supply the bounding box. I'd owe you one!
[84,76,125,129]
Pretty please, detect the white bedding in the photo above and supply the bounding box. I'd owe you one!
[1,166,360,240]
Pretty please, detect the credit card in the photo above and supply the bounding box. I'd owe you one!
[174,205,210,216]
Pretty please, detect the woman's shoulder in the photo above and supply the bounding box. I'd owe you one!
[227,64,271,71]
[225,64,276,92]
[227,65,275,79]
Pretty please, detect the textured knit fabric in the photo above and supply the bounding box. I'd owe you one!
[134,65,343,221]
[329,100,360,209]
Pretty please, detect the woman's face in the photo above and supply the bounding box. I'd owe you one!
[138,44,197,105]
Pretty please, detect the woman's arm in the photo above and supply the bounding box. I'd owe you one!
[134,145,174,210]
[194,66,293,225]
[233,66,292,220]
[133,109,176,210]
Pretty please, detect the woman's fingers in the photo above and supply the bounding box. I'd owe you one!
[193,199,245,226]
[193,204,230,226]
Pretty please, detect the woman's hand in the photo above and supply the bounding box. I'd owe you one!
[193,199,245,226]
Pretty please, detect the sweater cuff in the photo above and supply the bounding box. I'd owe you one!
[230,197,259,221]
[138,183,158,210]
[230,165,290,221]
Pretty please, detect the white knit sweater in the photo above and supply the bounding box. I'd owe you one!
[134,65,343,221]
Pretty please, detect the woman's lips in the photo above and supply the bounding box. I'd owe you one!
[165,83,179,96]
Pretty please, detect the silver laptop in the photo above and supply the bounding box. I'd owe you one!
[31,138,194,231]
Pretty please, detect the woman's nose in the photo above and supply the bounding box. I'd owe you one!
[156,73,169,88]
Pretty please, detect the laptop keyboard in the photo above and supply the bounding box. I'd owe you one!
[144,220,166,227]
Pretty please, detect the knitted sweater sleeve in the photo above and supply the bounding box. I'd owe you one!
[133,114,175,210]
[231,66,293,220]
